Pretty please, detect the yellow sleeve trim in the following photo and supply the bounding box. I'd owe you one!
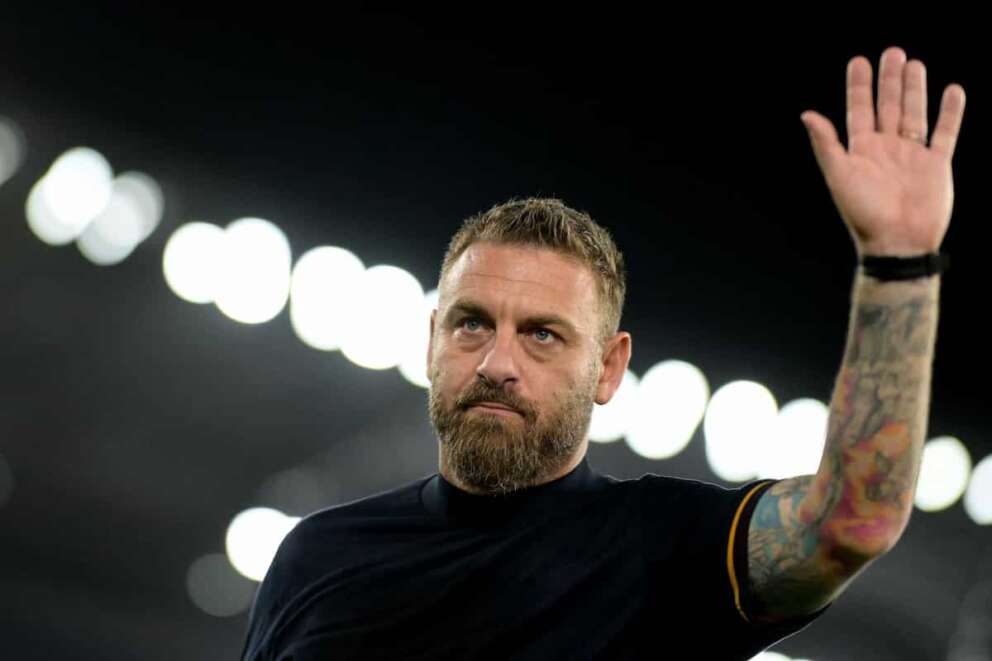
[726,481,772,624]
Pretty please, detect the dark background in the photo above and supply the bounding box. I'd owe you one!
[0,6,988,660]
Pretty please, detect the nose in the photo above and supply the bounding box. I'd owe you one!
[475,327,519,389]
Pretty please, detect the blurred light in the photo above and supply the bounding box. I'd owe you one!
[749,653,792,661]
[75,172,163,265]
[114,171,164,240]
[186,553,257,617]
[289,246,366,351]
[215,218,292,324]
[163,222,226,303]
[704,380,778,482]
[625,361,709,459]
[963,454,992,524]
[398,288,439,388]
[26,147,113,245]
[76,188,141,265]
[0,116,26,187]
[589,368,640,443]
[340,265,424,370]
[225,507,300,582]
[757,398,829,479]
[0,452,13,508]
[258,467,328,517]
[915,436,971,512]
[25,179,67,243]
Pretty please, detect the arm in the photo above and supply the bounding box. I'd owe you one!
[738,44,964,625]
[745,269,939,623]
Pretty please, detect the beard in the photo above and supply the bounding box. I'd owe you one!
[427,361,599,496]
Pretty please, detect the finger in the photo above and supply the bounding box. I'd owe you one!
[801,111,846,183]
[847,56,875,144]
[930,84,967,160]
[900,59,928,142]
[877,46,907,134]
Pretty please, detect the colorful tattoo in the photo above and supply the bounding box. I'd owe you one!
[747,271,939,620]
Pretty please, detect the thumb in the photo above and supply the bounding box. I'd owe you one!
[800,110,846,183]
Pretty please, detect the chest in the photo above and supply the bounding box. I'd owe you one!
[288,503,647,647]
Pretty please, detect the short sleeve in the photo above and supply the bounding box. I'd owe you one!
[634,473,830,658]
[728,479,779,622]
[729,479,833,636]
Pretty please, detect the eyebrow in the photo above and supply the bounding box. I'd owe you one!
[445,299,580,337]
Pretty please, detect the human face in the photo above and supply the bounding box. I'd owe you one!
[426,241,629,495]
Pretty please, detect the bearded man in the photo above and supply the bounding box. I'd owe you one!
[242,45,966,660]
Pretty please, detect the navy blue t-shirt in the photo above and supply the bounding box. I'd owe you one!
[241,457,829,660]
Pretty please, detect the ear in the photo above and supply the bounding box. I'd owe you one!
[594,331,632,405]
[426,309,437,381]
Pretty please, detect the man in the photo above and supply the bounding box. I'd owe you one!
[241,46,966,659]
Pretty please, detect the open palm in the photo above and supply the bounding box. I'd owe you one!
[801,47,966,258]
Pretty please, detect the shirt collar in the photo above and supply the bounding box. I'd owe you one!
[420,455,602,526]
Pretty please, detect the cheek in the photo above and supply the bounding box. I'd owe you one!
[431,352,471,395]
[428,342,449,381]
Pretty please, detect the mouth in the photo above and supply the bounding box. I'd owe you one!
[468,402,522,417]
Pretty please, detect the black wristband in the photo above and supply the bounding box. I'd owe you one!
[859,252,949,281]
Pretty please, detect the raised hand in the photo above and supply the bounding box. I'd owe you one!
[800,46,966,258]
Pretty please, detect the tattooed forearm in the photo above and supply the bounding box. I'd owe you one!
[807,270,940,557]
[747,476,865,620]
[745,271,940,622]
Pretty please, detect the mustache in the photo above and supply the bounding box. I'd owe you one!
[456,384,529,416]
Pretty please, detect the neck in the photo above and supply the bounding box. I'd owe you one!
[439,443,588,495]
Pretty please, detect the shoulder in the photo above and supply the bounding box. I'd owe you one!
[283,474,434,549]
[242,475,434,659]
[262,474,434,600]
[310,474,433,519]
[626,471,780,546]
[628,471,768,505]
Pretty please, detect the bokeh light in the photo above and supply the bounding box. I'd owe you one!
[289,246,366,351]
[589,368,640,444]
[225,507,301,582]
[0,116,26,187]
[26,147,113,245]
[186,553,257,617]
[963,454,992,524]
[163,222,227,304]
[340,265,425,370]
[114,171,164,239]
[756,398,829,480]
[76,172,164,265]
[398,288,439,388]
[915,436,972,512]
[625,360,709,459]
[704,380,779,482]
[215,218,292,324]
[257,467,328,518]
[749,653,793,661]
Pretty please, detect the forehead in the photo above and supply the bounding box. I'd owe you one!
[442,242,598,321]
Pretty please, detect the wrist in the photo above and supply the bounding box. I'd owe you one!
[858,252,949,281]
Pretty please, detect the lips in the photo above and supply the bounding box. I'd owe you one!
[469,402,520,414]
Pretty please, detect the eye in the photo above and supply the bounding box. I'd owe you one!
[532,328,557,344]
[459,317,485,332]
